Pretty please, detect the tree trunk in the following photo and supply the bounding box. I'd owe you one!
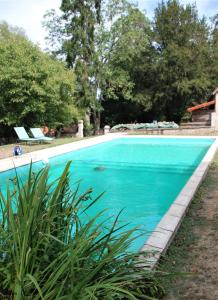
[93,110,101,135]
[85,108,91,125]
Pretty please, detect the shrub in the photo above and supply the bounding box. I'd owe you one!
[0,22,79,130]
[83,122,94,137]
[0,162,164,299]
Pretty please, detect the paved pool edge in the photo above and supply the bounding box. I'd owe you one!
[0,134,217,269]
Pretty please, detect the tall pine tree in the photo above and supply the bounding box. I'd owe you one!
[209,14,218,88]
[45,0,102,131]
[152,0,211,122]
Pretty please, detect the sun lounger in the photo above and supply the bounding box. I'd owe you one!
[30,128,54,142]
[14,127,41,144]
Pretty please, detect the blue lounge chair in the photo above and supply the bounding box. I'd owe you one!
[30,128,54,143]
[14,127,41,144]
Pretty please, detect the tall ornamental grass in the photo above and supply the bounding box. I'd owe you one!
[0,162,164,299]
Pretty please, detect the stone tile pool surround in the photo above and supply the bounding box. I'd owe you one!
[0,134,217,268]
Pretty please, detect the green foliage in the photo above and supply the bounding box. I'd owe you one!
[0,162,164,299]
[209,13,218,87]
[83,121,94,137]
[0,22,79,130]
[101,6,154,122]
[45,0,105,131]
[152,0,212,121]
[44,0,216,127]
[45,0,103,131]
[44,0,153,129]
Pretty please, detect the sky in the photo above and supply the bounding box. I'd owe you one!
[0,0,217,49]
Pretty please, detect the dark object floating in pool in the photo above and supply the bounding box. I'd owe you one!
[94,166,106,171]
[9,177,17,183]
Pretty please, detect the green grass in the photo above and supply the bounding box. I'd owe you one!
[158,152,218,298]
[0,137,88,159]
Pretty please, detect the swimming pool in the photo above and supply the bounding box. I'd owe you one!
[0,137,214,250]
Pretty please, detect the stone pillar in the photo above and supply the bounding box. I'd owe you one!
[76,120,84,138]
[211,112,216,127]
[212,91,218,130]
[215,92,218,114]
[104,125,110,135]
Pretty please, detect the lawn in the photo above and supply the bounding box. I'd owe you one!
[160,152,218,299]
[0,137,85,159]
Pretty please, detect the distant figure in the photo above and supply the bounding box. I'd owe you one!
[94,166,106,171]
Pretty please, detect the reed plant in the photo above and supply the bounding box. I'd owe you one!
[0,162,164,299]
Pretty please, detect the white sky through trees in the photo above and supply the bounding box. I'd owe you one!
[0,0,217,49]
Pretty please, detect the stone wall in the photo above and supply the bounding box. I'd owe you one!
[130,127,216,135]
[192,110,213,122]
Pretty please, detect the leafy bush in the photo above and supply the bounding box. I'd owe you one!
[0,22,79,130]
[83,122,94,136]
[0,162,164,299]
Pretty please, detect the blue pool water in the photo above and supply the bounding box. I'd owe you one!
[0,138,214,250]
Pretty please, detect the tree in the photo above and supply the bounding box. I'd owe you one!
[100,6,155,125]
[44,0,102,133]
[152,0,211,122]
[208,14,218,88]
[44,0,215,127]
[44,0,153,130]
[0,22,79,137]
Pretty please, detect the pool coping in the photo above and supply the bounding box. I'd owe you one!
[0,133,217,268]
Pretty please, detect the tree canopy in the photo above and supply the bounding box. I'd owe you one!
[152,0,212,122]
[1,0,217,137]
[0,22,79,137]
[100,5,155,125]
[44,0,217,128]
[45,0,103,132]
